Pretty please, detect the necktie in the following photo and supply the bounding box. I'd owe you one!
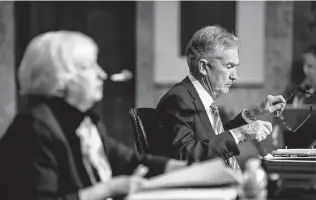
[210,104,240,171]
[76,117,112,183]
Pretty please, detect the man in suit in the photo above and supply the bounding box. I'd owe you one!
[0,31,186,200]
[153,25,286,169]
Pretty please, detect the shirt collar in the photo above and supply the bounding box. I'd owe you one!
[189,74,214,109]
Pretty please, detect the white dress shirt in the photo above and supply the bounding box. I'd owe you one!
[76,116,112,183]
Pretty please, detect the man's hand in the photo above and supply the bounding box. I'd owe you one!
[246,95,286,119]
[230,120,272,143]
[106,175,147,196]
[79,165,149,200]
[106,165,149,197]
[164,159,188,173]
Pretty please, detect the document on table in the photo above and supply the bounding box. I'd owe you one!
[264,153,316,161]
[142,158,243,190]
[126,188,238,200]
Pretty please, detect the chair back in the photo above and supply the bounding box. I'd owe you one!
[309,140,316,149]
[129,108,157,155]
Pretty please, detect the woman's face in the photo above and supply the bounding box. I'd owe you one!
[67,43,107,109]
[303,53,316,87]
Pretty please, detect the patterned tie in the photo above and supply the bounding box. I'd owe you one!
[210,104,240,171]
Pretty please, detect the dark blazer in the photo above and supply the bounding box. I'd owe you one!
[0,97,167,200]
[152,77,248,163]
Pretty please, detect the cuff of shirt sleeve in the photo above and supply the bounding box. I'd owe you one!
[241,109,256,123]
[229,128,249,144]
[229,130,240,144]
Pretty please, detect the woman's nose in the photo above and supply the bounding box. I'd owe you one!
[98,66,107,80]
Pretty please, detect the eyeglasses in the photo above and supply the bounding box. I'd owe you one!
[275,86,313,132]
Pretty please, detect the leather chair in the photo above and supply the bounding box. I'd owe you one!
[129,108,157,155]
[309,140,316,149]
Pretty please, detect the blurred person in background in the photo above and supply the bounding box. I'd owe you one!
[272,45,316,149]
[286,44,316,107]
[152,25,286,170]
[0,31,186,200]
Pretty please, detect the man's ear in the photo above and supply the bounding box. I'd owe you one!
[198,59,208,76]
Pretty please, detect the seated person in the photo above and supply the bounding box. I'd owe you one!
[0,31,187,200]
[152,25,286,169]
[290,45,316,106]
[275,45,316,148]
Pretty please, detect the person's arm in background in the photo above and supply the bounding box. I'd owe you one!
[0,115,163,200]
[80,159,187,200]
[79,174,146,200]
[100,124,187,178]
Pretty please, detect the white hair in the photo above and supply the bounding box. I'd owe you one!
[185,25,240,76]
[18,30,98,97]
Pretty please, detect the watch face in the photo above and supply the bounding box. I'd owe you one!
[244,109,256,121]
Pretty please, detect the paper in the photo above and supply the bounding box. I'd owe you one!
[126,188,238,200]
[264,153,316,161]
[142,158,242,190]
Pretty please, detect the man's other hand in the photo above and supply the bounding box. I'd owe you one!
[246,95,286,118]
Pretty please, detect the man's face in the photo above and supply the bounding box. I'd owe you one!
[303,53,316,88]
[207,48,239,98]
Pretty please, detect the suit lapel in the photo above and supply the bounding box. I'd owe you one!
[31,104,84,187]
[95,120,110,155]
[182,77,216,138]
[32,104,68,144]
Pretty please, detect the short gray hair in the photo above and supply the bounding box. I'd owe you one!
[18,30,98,97]
[185,25,240,75]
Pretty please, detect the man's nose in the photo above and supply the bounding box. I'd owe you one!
[230,68,238,81]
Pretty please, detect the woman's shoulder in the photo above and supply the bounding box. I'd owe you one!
[5,105,61,143]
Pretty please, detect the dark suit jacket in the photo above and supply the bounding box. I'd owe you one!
[0,97,167,200]
[152,77,248,163]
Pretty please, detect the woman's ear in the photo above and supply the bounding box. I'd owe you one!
[58,75,74,98]
[54,82,69,98]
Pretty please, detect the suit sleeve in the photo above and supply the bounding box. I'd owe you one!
[156,93,243,163]
[224,112,248,130]
[0,116,79,200]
